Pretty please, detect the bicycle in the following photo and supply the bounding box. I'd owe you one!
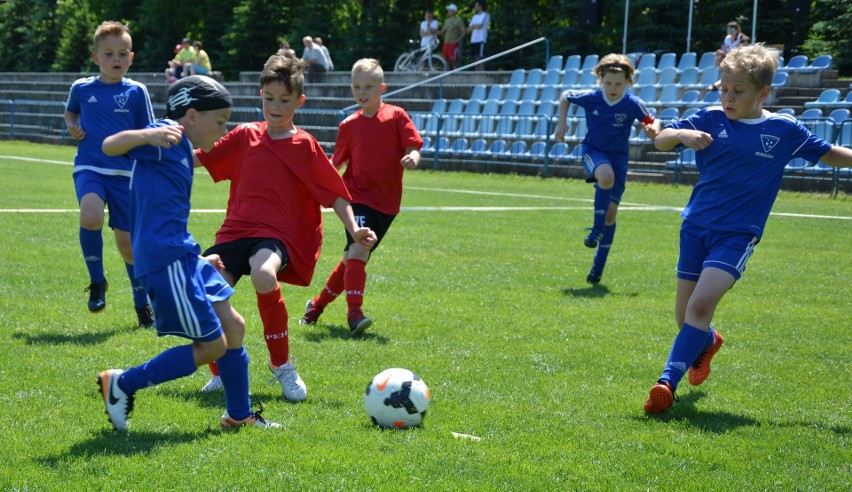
[394,40,448,73]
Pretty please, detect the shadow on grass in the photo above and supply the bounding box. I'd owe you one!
[11,328,125,346]
[38,427,217,462]
[562,284,611,298]
[639,391,759,433]
[301,323,390,344]
[154,386,285,409]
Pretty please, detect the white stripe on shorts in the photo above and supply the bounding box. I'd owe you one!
[168,260,201,338]
[735,236,759,274]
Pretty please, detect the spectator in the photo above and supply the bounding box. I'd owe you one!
[277,40,296,57]
[708,21,750,90]
[301,36,328,80]
[185,41,212,76]
[313,37,334,71]
[420,10,440,50]
[165,37,195,81]
[467,1,490,70]
[438,4,465,70]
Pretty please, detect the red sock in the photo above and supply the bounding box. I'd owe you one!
[208,361,219,377]
[345,258,367,318]
[315,259,346,308]
[257,285,290,367]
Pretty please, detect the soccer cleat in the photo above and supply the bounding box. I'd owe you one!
[299,299,323,326]
[135,304,155,328]
[643,380,676,414]
[586,265,603,284]
[268,361,307,401]
[97,369,134,431]
[688,331,725,386]
[85,279,108,312]
[348,309,372,336]
[583,228,603,248]
[200,375,223,392]
[220,408,281,429]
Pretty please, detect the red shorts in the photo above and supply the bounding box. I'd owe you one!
[443,43,460,62]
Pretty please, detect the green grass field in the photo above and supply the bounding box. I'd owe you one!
[0,140,849,490]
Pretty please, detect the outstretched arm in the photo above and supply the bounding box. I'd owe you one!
[820,145,852,168]
[655,127,713,152]
[103,126,184,156]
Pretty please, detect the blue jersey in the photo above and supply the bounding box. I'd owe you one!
[127,120,200,277]
[564,88,654,157]
[668,108,832,237]
[66,76,154,177]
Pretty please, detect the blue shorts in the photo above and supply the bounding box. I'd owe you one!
[73,170,131,231]
[139,253,234,342]
[676,221,759,282]
[580,146,629,203]
[191,64,210,75]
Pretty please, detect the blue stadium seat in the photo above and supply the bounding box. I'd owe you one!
[676,67,699,89]
[450,137,469,155]
[547,55,564,71]
[548,142,570,160]
[803,89,841,109]
[525,68,544,87]
[676,52,697,73]
[657,53,677,71]
[771,72,789,88]
[634,67,657,87]
[486,85,504,100]
[537,100,557,118]
[636,85,658,105]
[539,86,559,104]
[697,52,716,70]
[636,53,656,71]
[542,68,562,87]
[657,85,680,106]
[529,141,547,160]
[655,67,678,88]
[435,136,451,154]
[691,90,720,107]
[485,139,508,155]
[798,108,823,119]
[469,84,487,101]
[577,70,597,88]
[564,55,582,72]
[420,136,433,155]
[562,68,580,87]
[697,67,719,89]
[775,107,796,116]
[779,55,808,73]
[468,138,488,155]
[805,54,833,72]
[658,107,680,121]
[508,141,527,156]
[430,99,447,114]
[508,68,526,85]
[580,54,599,73]
[678,90,701,106]
[504,85,522,101]
[521,85,539,101]
[828,108,850,126]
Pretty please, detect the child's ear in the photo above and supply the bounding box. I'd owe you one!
[184,108,198,126]
[381,83,388,93]
[758,85,771,102]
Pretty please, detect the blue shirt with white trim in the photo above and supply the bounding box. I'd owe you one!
[127,119,200,277]
[66,76,154,177]
[564,88,654,158]
[667,107,832,237]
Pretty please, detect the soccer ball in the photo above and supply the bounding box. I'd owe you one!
[363,368,430,429]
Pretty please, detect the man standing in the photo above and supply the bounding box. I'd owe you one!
[468,1,490,71]
[438,4,465,70]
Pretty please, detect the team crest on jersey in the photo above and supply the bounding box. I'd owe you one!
[614,114,627,125]
[113,92,129,109]
[760,134,780,153]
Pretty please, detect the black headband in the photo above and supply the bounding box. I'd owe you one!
[165,75,232,120]
[599,63,630,73]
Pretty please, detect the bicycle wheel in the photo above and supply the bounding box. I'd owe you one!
[425,54,447,72]
[394,53,413,72]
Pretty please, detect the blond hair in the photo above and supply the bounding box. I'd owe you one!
[351,58,383,82]
[719,43,778,89]
[93,21,131,50]
[594,53,635,81]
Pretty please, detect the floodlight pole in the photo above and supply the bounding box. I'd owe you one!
[622,0,629,54]
[686,0,694,53]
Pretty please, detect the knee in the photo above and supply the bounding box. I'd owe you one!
[249,269,279,294]
[686,295,713,320]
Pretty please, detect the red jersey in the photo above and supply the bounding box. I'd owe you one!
[333,103,422,215]
[198,122,352,286]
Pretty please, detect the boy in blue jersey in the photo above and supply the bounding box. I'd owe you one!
[96,76,280,430]
[644,44,852,414]
[64,21,156,327]
[554,53,660,284]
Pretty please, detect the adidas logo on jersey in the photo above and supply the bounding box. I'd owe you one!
[87,95,98,103]
[718,129,728,138]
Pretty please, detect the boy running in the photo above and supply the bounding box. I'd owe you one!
[300,58,422,335]
[644,44,852,414]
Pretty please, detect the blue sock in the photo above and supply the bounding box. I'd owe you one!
[592,186,612,231]
[80,227,104,282]
[216,347,252,420]
[660,322,710,390]
[125,262,149,308]
[118,344,197,395]
[593,222,617,269]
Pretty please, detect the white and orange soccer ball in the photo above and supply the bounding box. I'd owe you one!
[363,368,430,429]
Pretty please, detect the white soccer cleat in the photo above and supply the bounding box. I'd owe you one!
[200,375,223,392]
[98,369,134,431]
[220,409,281,429]
[268,360,307,402]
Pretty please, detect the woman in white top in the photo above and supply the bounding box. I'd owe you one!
[420,10,439,50]
[714,21,749,67]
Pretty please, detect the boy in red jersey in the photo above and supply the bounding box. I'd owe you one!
[300,58,422,335]
[194,55,376,399]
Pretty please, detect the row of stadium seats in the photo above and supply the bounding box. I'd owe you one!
[546,52,830,75]
[802,89,852,109]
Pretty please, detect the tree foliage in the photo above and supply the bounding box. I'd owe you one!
[1,0,849,78]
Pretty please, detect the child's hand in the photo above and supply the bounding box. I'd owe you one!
[643,122,660,141]
[145,126,184,148]
[201,253,226,272]
[352,227,377,250]
[679,129,714,151]
[554,122,568,142]
[67,125,85,141]
[400,154,418,170]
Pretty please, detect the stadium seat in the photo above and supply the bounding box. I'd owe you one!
[469,84,487,101]
[529,141,547,160]
[548,142,570,160]
[636,53,656,71]
[450,137,469,155]
[771,72,789,88]
[435,136,451,154]
[691,90,720,107]
[577,70,597,88]
[485,139,508,155]
[837,120,852,146]
[539,86,559,104]
[446,98,464,114]
[420,136,433,155]
[828,108,850,126]
[800,54,832,74]
[430,99,447,114]
[486,85,504,101]
[508,68,526,86]
[655,67,677,88]
[657,85,680,106]
[775,107,796,116]
[566,144,585,162]
[798,108,823,119]
[547,55,564,71]
[778,55,808,73]
[678,90,701,106]
[508,141,527,156]
[681,107,699,119]
[542,68,562,87]
[516,101,538,136]
[636,85,658,105]
[785,157,810,173]
[562,68,580,87]
[697,52,716,70]
[657,53,677,71]
[697,67,719,90]
[494,101,519,136]
[564,54,582,72]
[827,91,852,109]
[521,85,539,101]
[676,52,697,73]
[537,101,557,118]
[468,138,488,155]
[803,89,841,108]
[504,85,522,101]
[475,100,501,135]
[525,68,544,87]
[676,67,699,89]
[634,67,657,87]
[658,107,680,121]
[580,54,599,73]
[455,100,482,135]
